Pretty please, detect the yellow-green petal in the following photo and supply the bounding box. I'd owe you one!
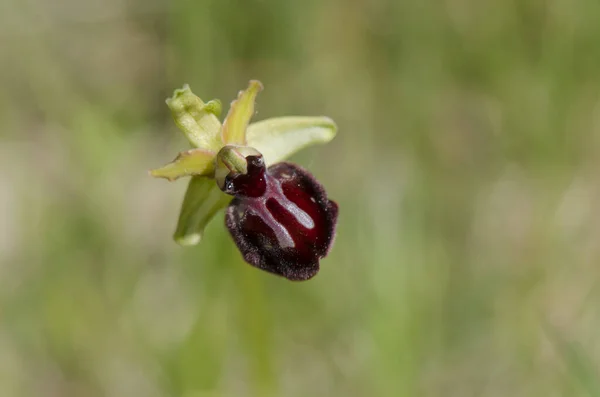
[246,116,337,165]
[149,148,216,181]
[221,80,263,145]
[173,176,232,246]
[166,85,223,150]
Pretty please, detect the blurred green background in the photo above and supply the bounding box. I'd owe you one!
[2,0,600,396]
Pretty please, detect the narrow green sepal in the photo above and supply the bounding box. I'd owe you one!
[173,176,232,246]
[221,80,263,145]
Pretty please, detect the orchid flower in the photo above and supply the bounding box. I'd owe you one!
[150,80,338,281]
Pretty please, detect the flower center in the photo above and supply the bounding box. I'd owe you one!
[222,155,267,197]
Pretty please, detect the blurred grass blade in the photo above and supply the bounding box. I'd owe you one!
[543,319,600,396]
[174,176,232,246]
[166,85,223,150]
[246,116,337,165]
[150,149,216,181]
[221,80,263,145]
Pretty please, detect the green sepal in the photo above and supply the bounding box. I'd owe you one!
[173,176,232,246]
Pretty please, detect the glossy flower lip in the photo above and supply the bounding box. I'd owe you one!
[223,156,338,281]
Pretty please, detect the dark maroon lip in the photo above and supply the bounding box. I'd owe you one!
[222,156,338,281]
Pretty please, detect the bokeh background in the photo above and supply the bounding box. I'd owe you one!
[2,0,600,396]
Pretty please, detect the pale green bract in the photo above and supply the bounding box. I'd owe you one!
[150,80,337,245]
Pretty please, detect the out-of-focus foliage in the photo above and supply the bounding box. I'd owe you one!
[2,0,600,396]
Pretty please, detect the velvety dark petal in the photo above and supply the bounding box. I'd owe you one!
[225,162,338,281]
